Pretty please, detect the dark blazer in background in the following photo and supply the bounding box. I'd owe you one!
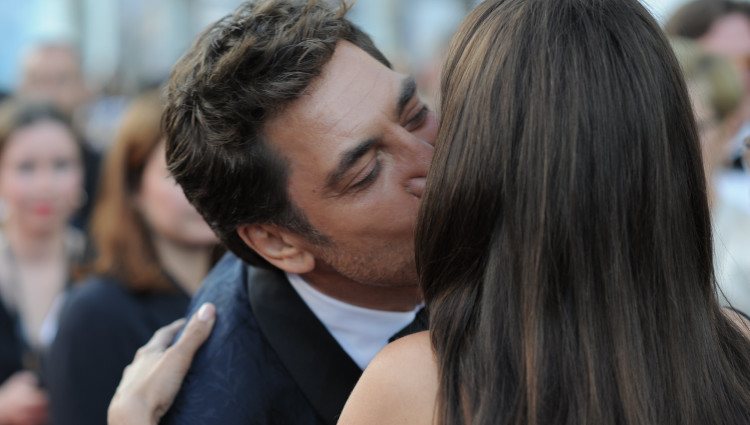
[0,302,23,384]
[161,252,428,425]
[46,276,190,425]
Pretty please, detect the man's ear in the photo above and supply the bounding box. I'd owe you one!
[236,224,315,274]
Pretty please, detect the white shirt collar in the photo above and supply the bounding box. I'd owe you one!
[286,272,422,370]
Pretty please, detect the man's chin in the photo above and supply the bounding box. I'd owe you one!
[362,274,420,289]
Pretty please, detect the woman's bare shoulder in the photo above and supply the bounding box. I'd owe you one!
[338,331,438,425]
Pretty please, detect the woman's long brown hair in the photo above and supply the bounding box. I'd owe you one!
[90,91,172,292]
[416,0,750,423]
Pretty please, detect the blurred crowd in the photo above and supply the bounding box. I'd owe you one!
[0,40,222,424]
[666,1,750,314]
[0,0,747,424]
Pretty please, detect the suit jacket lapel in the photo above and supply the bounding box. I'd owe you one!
[246,266,362,425]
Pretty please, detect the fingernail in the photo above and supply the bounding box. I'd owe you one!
[197,303,215,322]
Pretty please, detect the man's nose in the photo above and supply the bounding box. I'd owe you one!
[406,177,426,198]
[402,136,433,198]
[413,135,434,175]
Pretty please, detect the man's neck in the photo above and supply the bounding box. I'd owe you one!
[297,270,422,312]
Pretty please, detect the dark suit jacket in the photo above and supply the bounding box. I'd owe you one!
[0,302,22,384]
[161,253,383,425]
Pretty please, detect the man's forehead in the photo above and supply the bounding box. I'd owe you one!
[24,46,80,72]
[274,42,402,136]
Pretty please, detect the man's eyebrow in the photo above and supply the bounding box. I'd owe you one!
[325,137,378,190]
[396,77,417,118]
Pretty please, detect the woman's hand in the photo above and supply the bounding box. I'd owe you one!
[0,371,48,425]
[108,303,216,425]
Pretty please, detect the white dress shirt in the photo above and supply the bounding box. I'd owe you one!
[286,273,422,370]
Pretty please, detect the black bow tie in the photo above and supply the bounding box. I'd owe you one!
[389,307,429,342]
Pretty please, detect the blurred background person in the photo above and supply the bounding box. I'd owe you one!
[672,37,750,316]
[667,0,750,163]
[0,100,86,425]
[15,42,100,232]
[46,90,220,425]
[668,1,750,317]
[671,38,744,184]
[17,43,90,124]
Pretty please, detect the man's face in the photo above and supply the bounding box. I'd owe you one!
[264,41,438,288]
[700,13,750,88]
[19,46,88,116]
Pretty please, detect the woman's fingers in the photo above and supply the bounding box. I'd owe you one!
[142,319,187,353]
[165,303,216,375]
[108,303,216,425]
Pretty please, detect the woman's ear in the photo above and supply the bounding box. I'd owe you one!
[236,223,315,274]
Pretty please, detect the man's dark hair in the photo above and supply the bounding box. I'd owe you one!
[163,0,390,266]
[665,0,750,38]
